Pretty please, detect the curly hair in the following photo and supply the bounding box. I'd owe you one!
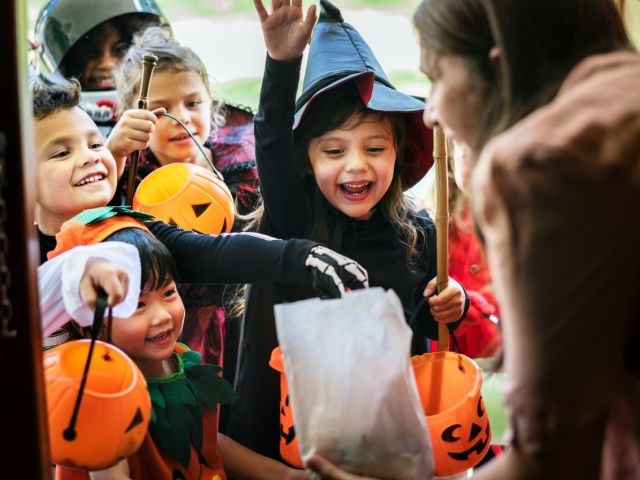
[32,78,82,120]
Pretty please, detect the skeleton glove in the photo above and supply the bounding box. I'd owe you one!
[305,245,369,298]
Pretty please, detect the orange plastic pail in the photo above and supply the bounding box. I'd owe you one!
[412,351,491,477]
[269,347,303,467]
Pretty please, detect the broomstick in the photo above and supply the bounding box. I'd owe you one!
[433,125,450,352]
[125,53,158,206]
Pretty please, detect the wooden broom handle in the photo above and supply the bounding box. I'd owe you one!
[433,125,450,352]
[125,53,158,206]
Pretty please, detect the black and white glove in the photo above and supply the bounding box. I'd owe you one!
[305,246,369,298]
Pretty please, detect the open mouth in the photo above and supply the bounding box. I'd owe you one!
[339,181,372,199]
[146,329,173,343]
[75,173,105,187]
[87,76,115,89]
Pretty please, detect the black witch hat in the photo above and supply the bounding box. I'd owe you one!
[294,0,433,189]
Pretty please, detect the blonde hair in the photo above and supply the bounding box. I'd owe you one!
[116,26,225,130]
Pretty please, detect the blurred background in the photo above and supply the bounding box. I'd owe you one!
[27,0,430,112]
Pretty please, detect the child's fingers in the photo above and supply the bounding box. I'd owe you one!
[304,3,317,31]
[124,118,155,134]
[78,280,98,310]
[423,277,437,297]
[150,107,166,116]
[428,285,460,305]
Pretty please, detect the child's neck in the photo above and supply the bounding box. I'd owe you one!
[35,207,67,236]
[136,354,178,378]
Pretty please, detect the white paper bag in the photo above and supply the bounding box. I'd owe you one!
[274,288,434,480]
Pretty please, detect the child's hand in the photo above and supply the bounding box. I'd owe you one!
[106,107,165,178]
[254,0,317,62]
[80,257,130,310]
[423,277,466,324]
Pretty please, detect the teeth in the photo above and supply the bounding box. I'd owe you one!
[76,174,104,186]
[147,330,170,342]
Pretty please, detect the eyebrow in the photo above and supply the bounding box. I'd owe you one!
[41,129,102,152]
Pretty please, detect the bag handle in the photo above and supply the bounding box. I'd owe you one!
[62,290,111,441]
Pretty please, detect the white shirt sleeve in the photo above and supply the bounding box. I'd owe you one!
[38,242,141,340]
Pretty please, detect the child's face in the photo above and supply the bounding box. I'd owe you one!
[420,49,486,147]
[80,26,128,91]
[147,70,212,167]
[34,106,117,234]
[111,279,185,377]
[307,115,396,220]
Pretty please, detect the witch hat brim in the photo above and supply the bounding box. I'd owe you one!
[294,0,433,189]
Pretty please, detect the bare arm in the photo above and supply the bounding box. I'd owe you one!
[218,433,308,480]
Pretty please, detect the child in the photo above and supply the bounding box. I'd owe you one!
[44,212,310,480]
[109,26,259,216]
[225,0,469,459]
[32,80,369,351]
[33,0,166,137]
[107,26,260,369]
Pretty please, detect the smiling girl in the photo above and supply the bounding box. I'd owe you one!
[225,0,469,460]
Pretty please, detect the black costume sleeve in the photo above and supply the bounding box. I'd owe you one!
[254,55,309,238]
[147,221,316,286]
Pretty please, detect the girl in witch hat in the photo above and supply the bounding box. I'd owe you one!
[225,0,469,460]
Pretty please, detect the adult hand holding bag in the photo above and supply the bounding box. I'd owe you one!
[274,287,434,480]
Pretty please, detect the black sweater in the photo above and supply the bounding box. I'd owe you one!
[39,221,318,286]
[225,56,461,460]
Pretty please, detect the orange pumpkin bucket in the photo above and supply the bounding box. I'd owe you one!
[133,163,235,234]
[269,346,303,467]
[44,340,151,470]
[412,352,491,477]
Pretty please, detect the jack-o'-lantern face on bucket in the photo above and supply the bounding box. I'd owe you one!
[440,396,491,463]
[133,163,234,235]
[411,351,491,477]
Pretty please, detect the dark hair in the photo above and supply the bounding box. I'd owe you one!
[59,14,159,85]
[32,78,82,120]
[414,0,632,150]
[248,82,424,262]
[105,228,179,292]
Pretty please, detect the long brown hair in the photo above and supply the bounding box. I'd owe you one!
[414,0,632,151]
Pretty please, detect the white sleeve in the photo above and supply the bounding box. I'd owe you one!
[38,242,141,339]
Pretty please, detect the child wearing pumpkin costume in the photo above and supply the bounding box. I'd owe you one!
[225,0,469,459]
[44,211,309,480]
[106,26,260,372]
[32,80,369,350]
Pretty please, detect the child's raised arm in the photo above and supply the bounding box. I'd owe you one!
[106,107,165,178]
[254,0,317,62]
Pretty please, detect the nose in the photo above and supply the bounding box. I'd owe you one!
[149,304,172,327]
[78,146,102,167]
[173,104,191,126]
[344,150,368,172]
[96,45,119,69]
[423,102,437,129]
